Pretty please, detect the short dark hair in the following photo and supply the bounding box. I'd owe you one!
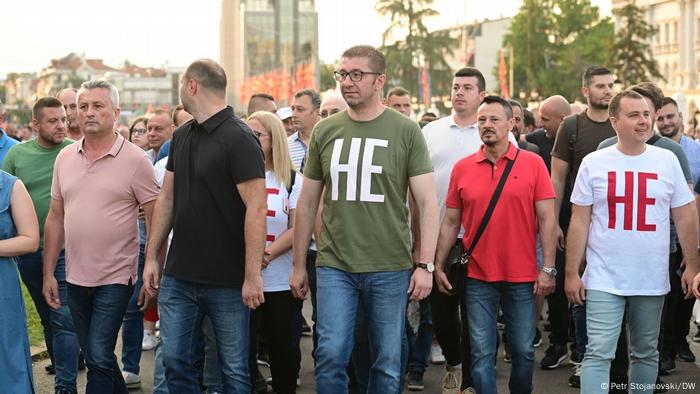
[630,82,664,111]
[32,97,64,120]
[294,89,321,110]
[609,90,645,118]
[482,95,513,119]
[454,67,486,92]
[507,99,523,114]
[184,59,227,96]
[247,93,276,115]
[523,109,536,128]
[341,45,386,74]
[387,87,410,99]
[662,96,678,109]
[582,66,613,87]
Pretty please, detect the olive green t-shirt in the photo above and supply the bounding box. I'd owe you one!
[304,109,433,272]
[2,138,74,247]
[551,112,616,180]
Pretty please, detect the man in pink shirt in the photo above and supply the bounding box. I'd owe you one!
[42,80,159,393]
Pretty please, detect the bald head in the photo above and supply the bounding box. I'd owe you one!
[539,95,572,137]
[320,95,348,118]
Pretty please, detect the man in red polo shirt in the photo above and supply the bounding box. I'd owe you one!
[434,95,557,394]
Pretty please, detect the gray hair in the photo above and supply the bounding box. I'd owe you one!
[77,80,120,108]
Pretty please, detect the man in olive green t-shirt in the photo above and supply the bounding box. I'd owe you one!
[290,45,439,394]
[2,97,78,392]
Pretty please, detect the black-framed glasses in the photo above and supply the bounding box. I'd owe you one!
[334,70,381,82]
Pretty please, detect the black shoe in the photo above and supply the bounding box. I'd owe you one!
[256,352,270,367]
[659,354,675,375]
[45,364,55,375]
[570,349,583,365]
[540,344,568,369]
[406,371,425,391]
[676,343,695,362]
[567,365,581,388]
[532,328,542,348]
[654,377,668,394]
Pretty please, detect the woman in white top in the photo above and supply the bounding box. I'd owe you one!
[247,111,303,393]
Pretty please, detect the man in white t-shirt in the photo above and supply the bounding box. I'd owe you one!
[565,90,699,393]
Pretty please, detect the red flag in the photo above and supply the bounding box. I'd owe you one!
[499,51,510,99]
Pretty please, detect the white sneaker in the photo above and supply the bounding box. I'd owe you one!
[142,331,158,351]
[441,364,462,394]
[122,371,141,389]
[431,343,446,364]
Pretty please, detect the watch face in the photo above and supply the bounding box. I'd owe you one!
[427,263,435,273]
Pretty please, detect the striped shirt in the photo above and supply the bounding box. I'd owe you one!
[288,132,308,171]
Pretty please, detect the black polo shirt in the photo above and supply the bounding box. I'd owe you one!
[164,106,265,288]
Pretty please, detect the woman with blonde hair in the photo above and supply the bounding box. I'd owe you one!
[246,110,303,393]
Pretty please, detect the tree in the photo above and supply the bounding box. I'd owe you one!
[503,0,613,102]
[319,62,337,92]
[376,0,457,108]
[610,3,663,87]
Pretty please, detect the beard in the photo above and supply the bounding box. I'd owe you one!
[660,125,680,139]
[589,99,609,111]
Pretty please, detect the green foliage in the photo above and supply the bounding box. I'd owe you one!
[8,108,32,125]
[319,62,337,92]
[504,0,614,102]
[610,4,663,87]
[376,0,457,104]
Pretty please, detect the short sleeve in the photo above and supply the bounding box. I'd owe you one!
[289,172,303,209]
[131,156,159,205]
[406,123,433,177]
[165,132,176,172]
[50,152,64,202]
[445,162,464,210]
[551,120,572,163]
[570,157,593,206]
[2,146,16,175]
[229,131,265,184]
[669,155,694,208]
[532,156,556,201]
[302,128,323,181]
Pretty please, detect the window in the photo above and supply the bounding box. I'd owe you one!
[673,21,678,43]
[665,22,670,44]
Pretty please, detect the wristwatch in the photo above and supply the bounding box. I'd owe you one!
[416,262,435,273]
[542,266,557,277]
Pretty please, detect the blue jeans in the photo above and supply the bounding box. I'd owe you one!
[152,341,168,394]
[581,290,664,394]
[159,275,250,394]
[19,251,80,392]
[315,267,411,394]
[465,278,535,394]
[68,282,134,394]
[121,244,145,375]
[572,303,587,356]
[406,298,433,375]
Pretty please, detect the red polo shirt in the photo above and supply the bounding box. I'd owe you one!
[446,143,555,282]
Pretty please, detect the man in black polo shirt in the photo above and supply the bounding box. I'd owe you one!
[142,59,267,393]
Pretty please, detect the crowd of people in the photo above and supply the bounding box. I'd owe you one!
[1,44,700,394]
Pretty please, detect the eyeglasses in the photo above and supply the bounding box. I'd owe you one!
[333,70,381,82]
[321,108,341,118]
[252,130,269,138]
[131,128,147,136]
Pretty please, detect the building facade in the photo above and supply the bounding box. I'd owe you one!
[220,0,319,111]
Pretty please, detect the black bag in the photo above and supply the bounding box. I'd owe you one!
[446,149,520,294]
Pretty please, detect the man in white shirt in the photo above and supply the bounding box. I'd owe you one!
[565,90,700,393]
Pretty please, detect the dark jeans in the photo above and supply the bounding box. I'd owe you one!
[159,275,250,394]
[120,244,145,375]
[406,298,433,375]
[662,247,695,356]
[259,290,303,394]
[545,247,569,346]
[429,240,472,389]
[19,251,80,392]
[68,282,134,394]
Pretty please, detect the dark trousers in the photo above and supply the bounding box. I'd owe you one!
[546,247,569,345]
[430,240,472,389]
[662,248,695,356]
[259,291,303,394]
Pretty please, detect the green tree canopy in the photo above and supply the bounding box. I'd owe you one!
[376,0,457,109]
[610,3,663,87]
[504,0,613,102]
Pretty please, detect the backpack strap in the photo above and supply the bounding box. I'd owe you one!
[286,170,296,195]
